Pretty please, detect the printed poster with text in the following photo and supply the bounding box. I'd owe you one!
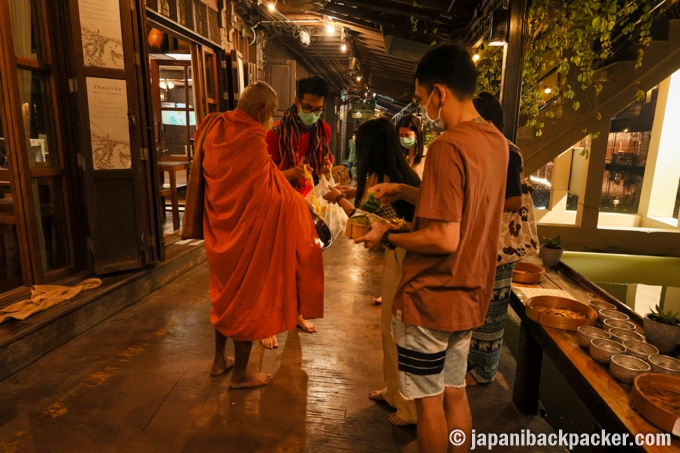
[79,0,124,69]
[86,78,132,170]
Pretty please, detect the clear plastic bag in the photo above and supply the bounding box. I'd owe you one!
[305,174,348,243]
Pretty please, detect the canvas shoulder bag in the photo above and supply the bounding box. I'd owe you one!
[497,142,540,265]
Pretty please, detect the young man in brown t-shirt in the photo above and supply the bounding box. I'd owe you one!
[356,44,508,452]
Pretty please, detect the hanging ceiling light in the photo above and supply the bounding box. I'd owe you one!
[489,8,509,46]
[267,0,276,12]
[299,29,311,47]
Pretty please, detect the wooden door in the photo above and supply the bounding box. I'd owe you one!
[0,0,80,289]
[266,59,296,121]
[69,0,154,274]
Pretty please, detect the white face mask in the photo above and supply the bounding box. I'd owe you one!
[421,89,445,132]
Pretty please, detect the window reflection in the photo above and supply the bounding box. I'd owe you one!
[17,70,56,167]
[8,0,43,60]
[159,63,195,159]
[33,178,69,271]
[0,113,22,291]
[0,223,22,292]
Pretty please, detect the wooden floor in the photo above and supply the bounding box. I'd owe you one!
[0,235,564,452]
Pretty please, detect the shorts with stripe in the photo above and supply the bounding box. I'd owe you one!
[392,316,472,399]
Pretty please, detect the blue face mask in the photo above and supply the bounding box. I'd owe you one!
[400,137,416,149]
[299,110,321,126]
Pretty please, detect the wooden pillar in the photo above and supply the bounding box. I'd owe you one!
[500,0,527,142]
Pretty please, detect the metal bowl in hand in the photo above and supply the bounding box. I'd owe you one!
[309,207,332,249]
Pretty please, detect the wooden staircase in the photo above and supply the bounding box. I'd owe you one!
[518,19,680,174]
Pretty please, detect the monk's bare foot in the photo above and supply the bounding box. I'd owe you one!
[230,372,273,389]
[388,412,414,426]
[297,315,317,333]
[368,389,385,401]
[260,336,279,349]
[372,296,382,305]
[210,356,235,377]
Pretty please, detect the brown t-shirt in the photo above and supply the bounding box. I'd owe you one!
[392,121,508,332]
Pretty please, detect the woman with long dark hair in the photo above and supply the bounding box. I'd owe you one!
[324,116,420,426]
[395,114,426,178]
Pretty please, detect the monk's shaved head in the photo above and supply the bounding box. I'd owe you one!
[238,81,278,124]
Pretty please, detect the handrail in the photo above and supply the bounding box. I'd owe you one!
[532,0,670,115]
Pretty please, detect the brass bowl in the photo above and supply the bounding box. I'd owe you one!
[525,296,597,330]
[609,354,650,384]
[512,262,545,284]
[622,339,658,361]
[648,354,680,377]
[589,338,627,364]
[598,308,629,325]
[603,318,637,332]
[576,326,611,349]
[609,327,645,344]
[631,373,680,434]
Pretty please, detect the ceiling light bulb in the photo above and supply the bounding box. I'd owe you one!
[326,23,336,34]
[159,80,167,89]
[544,87,552,94]
[340,43,347,52]
[356,75,362,82]
[167,80,175,89]
[472,53,480,62]
[267,2,275,12]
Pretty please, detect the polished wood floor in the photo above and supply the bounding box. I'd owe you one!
[0,235,563,452]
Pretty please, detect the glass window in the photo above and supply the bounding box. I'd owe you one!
[33,178,70,271]
[159,62,195,160]
[17,70,57,167]
[600,130,649,214]
[204,52,216,100]
[0,101,24,291]
[8,0,44,60]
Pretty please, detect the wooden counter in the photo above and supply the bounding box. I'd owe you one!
[510,257,679,452]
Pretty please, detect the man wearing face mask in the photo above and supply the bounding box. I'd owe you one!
[266,75,333,196]
[202,81,324,388]
[355,44,508,452]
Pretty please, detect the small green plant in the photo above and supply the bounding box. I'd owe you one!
[649,304,680,326]
[541,235,562,249]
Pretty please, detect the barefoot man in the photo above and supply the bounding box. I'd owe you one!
[201,81,324,388]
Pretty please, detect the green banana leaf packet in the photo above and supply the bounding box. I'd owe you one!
[360,192,381,213]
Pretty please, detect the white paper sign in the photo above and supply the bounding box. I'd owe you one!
[86,78,131,170]
[79,0,124,69]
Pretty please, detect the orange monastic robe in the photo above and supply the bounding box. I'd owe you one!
[201,109,324,341]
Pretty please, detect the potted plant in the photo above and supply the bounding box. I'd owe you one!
[643,304,680,355]
[539,236,563,267]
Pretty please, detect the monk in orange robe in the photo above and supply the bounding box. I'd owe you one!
[201,81,324,388]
